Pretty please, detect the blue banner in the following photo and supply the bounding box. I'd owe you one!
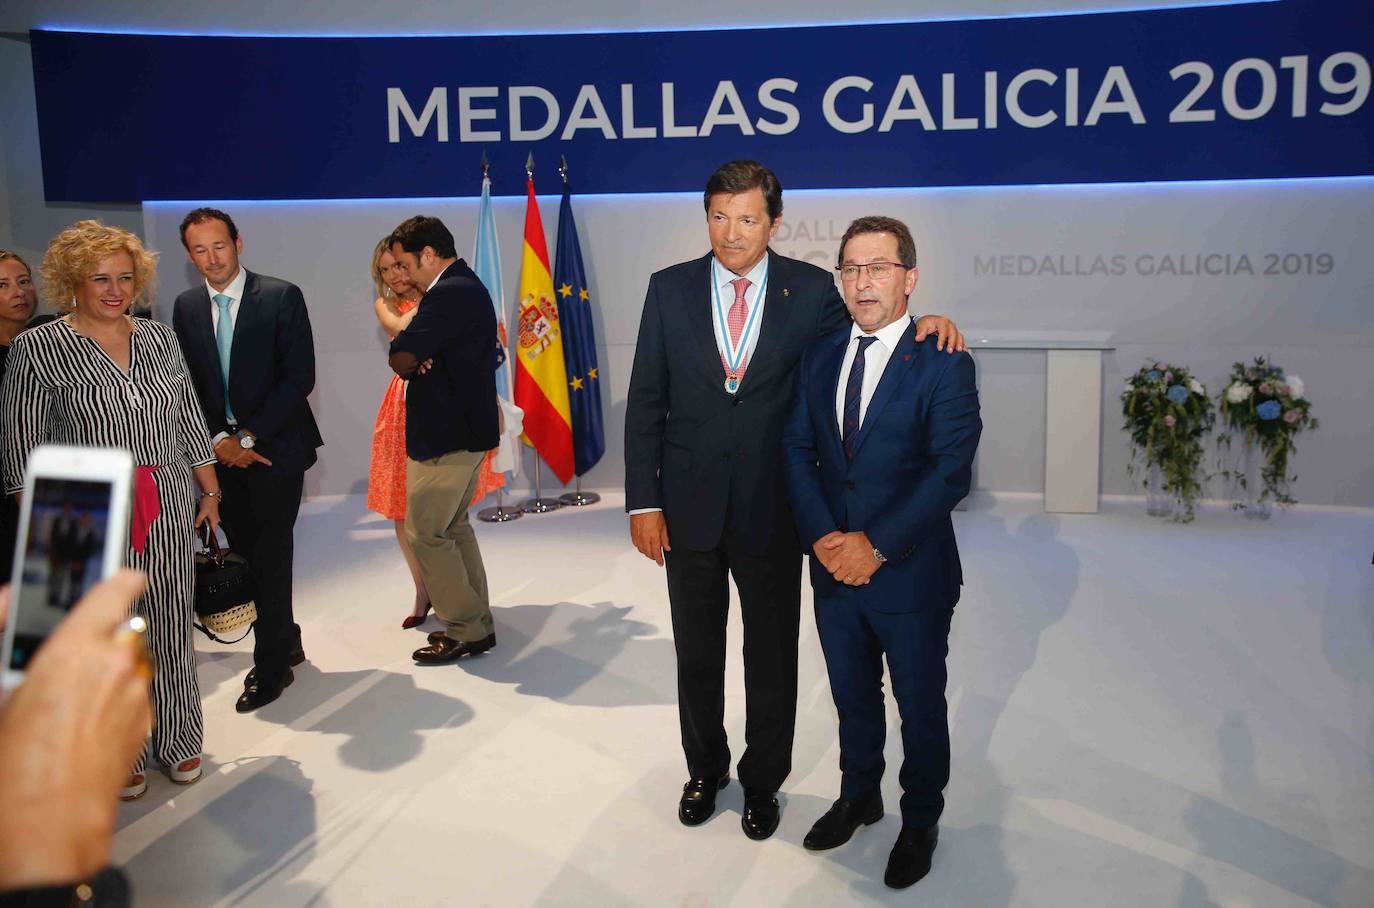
[30,1,1373,201]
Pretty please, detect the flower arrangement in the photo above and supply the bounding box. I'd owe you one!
[1121,362,1215,522]
[1217,357,1318,509]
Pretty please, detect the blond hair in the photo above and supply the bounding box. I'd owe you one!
[0,250,33,275]
[41,220,157,313]
[369,237,393,301]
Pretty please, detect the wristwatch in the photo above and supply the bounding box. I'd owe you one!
[235,429,256,450]
[872,547,887,564]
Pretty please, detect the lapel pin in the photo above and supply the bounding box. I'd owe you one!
[782,288,790,297]
[903,354,912,361]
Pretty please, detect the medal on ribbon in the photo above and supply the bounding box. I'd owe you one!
[713,261,767,395]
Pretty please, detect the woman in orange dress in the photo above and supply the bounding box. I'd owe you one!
[367,239,431,627]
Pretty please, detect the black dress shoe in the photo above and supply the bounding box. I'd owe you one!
[885,824,938,889]
[412,633,495,665]
[235,669,294,713]
[803,792,884,851]
[741,789,780,840]
[244,647,306,688]
[678,775,729,826]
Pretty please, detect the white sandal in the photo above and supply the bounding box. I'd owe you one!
[121,772,148,801]
[169,756,202,785]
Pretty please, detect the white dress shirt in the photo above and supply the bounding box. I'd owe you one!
[834,315,913,434]
[709,254,769,374]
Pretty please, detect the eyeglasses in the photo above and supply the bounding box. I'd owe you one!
[836,261,909,282]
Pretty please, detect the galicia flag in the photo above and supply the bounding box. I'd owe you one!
[554,182,605,476]
[474,170,522,482]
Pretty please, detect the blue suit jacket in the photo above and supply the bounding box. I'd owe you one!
[172,270,322,476]
[388,259,499,461]
[782,321,981,609]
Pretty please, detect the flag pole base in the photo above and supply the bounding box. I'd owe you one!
[521,459,563,514]
[477,505,523,522]
[558,477,599,506]
[478,488,522,523]
[520,498,563,513]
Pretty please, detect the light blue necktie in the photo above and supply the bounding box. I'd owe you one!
[213,293,236,423]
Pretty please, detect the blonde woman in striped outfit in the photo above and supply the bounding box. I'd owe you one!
[0,221,220,800]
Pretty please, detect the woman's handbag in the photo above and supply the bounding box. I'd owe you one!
[193,523,257,643]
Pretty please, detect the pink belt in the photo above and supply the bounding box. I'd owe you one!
[131,465,161,554]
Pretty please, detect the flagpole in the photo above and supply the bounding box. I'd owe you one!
[521,456,562,514]
[474,148,520,524]
[554,155,602,508]
[478,486,522,523]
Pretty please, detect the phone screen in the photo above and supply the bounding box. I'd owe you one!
[7,477,115,672]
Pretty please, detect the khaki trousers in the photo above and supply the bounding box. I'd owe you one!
[405,449,493,642]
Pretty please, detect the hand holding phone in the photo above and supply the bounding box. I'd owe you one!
[2,446,133,688]
[0,570,152,890]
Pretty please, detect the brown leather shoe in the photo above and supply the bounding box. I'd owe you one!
[413,633,495,665]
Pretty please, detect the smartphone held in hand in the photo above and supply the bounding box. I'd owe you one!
[1,445,134,688]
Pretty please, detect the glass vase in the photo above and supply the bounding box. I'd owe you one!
[1144,463,1175,518]
[1240,440,1271,521]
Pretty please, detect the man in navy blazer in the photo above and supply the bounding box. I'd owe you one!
[782,216,981,889]
[625,162,966,842]
[385,215,500,666]
[173,208,321,713]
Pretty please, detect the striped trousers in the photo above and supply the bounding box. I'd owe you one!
[126,459,203,772]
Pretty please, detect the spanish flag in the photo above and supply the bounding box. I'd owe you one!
[513,176,575,483]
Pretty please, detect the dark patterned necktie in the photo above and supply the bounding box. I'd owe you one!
[842,336,877,459]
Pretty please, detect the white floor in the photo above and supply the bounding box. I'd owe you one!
[112,492,1374,907]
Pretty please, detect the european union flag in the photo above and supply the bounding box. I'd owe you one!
[554,182,605,476]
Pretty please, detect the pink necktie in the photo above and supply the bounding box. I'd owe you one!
[727,277,751,377]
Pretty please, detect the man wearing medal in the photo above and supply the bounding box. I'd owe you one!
[624,160,965,841]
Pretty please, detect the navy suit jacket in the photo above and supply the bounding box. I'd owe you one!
[172,270,323,476]
[388,259,499,460]
[782,321,981,608]
[624,249,850,554]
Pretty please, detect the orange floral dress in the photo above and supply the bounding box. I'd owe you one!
[367,300,418,520]
[368,299,506,519]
